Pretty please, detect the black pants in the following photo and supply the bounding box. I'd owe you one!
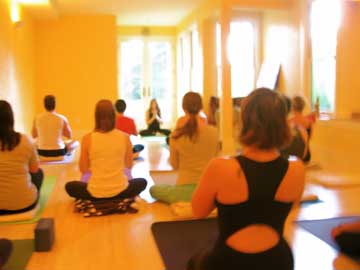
[335,232,360,255]
[65,178,147,200]
[38,147,67,157]
[0,239,12,268]
[139,128,171,137]
[0,169,44,215]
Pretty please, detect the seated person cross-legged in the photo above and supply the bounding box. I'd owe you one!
[188,88,305,270]
[114,99,144,157]
[150,92,219,204]
[0,100,44,216]
[140,98,171,137]
[65,100,147,201]
[32,95,78,157]
[332,220,360,256]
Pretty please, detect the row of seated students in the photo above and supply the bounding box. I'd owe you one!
[0,88,359,270]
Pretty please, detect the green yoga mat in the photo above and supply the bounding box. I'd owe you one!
[0,176,56,225]
[3,239,34,270]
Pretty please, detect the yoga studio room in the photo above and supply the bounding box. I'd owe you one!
[1,0,360,269]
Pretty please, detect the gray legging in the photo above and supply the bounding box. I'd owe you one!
[65,178,147,200]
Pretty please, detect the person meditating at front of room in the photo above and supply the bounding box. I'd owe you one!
[65,100,147,201]
[140,98,171,137]
[32,95,78,157]
[150,92,218,204]
[0,100,44,215]
[188,88,305,270]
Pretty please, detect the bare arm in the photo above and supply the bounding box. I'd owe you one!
[124,135,133,169]
[79,134,91,174]
[169,138,179,169]
[31,119,38,138]
[192,159,219,218]
[62,119,72,139]
[275,158,305,203]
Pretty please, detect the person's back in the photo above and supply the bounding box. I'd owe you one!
[170,125,218,185]
[116,115,137,136]
[0,134,38,210]
[190,88,304,270]
[87,129,129,197]
[114,99,138,136]
[35,111,66,150]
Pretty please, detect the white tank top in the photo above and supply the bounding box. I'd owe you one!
[36,111,66,150]
[87,130,129,198]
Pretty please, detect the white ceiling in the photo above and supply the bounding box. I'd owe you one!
[25,0,205,26]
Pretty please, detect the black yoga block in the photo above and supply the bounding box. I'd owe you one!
[34,218,55,252]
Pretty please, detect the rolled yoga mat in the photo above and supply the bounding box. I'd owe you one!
[151,218,218,270]
[296,216,360,262]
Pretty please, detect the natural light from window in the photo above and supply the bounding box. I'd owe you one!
[311,0,341,112]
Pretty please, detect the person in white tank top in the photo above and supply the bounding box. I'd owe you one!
[65,99,147,200]
[32,95,78,157]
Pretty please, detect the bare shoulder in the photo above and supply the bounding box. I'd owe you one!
[205,156,240,178]
[276,157,305,201]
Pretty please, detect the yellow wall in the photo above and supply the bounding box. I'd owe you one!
[336,1,360,118]
[0,0,35,133]
[34,15,118,136]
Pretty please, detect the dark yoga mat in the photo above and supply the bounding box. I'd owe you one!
[151,218,218,270]
[3,239,34,270]
[296,216,360,262]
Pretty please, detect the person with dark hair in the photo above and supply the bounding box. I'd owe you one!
[139,99,171,137]
[150,92,218,203]
[65,100,147,200]
[32,95,78,157]
[0,100,44,215]
[288,95,314,162]
[281,96,309,161]
[332,220,360,256]
[114,99,138,136]
[0,239,12,269]
[188,88,305,270]
[114,99,144,157]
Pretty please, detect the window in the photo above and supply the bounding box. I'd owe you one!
[216,21,256,98]
[311,0,341,112]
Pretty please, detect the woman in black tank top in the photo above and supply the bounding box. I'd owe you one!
[189,88,305,270]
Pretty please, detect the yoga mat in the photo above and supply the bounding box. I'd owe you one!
[296,216,360,261]
[0,176,56,225]
[151,218,218,270]
[39,152,75,165]
[3,239,34,270]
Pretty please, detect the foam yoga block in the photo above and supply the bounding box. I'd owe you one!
[34,218,55,252]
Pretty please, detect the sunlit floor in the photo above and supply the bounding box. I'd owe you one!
[1,140,360,270]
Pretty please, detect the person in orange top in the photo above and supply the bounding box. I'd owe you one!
[114,99,138,136]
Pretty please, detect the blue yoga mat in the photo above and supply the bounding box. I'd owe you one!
[296,216,360,262]
[151,218,218,270]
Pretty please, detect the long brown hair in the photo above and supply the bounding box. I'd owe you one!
[148,98,161,118]
[94,100,115,132]
[240,88,291,149]
[0,100,20,151]
[172,92,203,141]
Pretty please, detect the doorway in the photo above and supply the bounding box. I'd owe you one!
[118,37,175,130]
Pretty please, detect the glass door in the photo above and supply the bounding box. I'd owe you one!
[119,38,175,130]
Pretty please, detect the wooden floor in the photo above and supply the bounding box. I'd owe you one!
[1,139,360,270]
